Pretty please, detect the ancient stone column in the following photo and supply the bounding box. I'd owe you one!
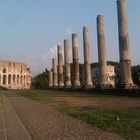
[117,0,133,88]
[57,45,64,88]
[72,33,81,88]
[49,69,53,88]
[97,15,108,88]
[52,58,58,87]
[83,26,93,88]
[64,39,72,88]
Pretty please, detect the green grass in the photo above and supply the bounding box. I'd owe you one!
[15,89,139,99]
[14,89,140,139]
[58,105,140,140]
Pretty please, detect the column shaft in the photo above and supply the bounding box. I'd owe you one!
[52,58,58,87]
[49,69,53,88]
[64,39,72,88]
[72,33,81,88]
[83,26,93,88]
[57,45,64,87]
[117,0,133,87]
[97,15,108,88]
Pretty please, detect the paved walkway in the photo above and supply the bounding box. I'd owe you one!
[0,92,31,140]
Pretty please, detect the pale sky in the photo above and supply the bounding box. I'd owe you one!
[0,0,140,76]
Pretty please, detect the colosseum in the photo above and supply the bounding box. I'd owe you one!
[0,60,32,89]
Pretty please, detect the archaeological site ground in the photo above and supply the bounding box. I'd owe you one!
[0,0,140,140]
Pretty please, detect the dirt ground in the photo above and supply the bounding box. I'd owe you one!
[5,91,125,140]
[47,95,140,109]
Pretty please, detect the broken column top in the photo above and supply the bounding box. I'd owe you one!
[97,15,104,22]
[57,45,63,53]
[97,15,105,34]
[64,39,69,42]
[83,26,88,32]
[116,0,126,3]
[72,33,78,38]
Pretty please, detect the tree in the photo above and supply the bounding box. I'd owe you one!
[32,72,49,89]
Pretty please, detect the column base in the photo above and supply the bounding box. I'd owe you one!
[99,84,116,89]
[73,81,81,89]
[83,81,94,89]
[65,81,72,88]
[58,83,64,88]
[117,83,136,90]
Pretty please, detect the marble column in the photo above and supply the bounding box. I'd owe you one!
[64,39,72,88]
[49,69,53,88]
[117,0,133,88]
[83,26,93,88]
[52,58,58,87]
[72,33,81,88]
[57,45,64,87]
[97,15,108,88]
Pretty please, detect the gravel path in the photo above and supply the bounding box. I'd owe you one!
[6,91,124,140]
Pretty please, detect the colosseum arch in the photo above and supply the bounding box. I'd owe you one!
[3,68,7,73]
[8,74,11,84]
[3,75,6,85]
[0,60,32,89]
[13,75,16,85]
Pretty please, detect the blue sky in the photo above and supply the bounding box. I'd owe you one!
[0,0,140,75]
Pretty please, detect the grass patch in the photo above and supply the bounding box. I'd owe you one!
[14,89,139,99]
[15,90,52,104]
[14,89,140,139]
[58,105,140,140]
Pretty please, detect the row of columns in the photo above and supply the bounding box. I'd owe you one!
[49,0,134,89]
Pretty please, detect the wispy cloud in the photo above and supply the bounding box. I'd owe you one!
[64,27,72,35]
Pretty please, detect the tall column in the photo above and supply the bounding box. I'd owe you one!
[64,39,72,88]
[97,15,108,88]
[49,69,53,88]
[117,0,133,88]
[57,45,64,88]
[72,33,81,88]
[83,26,93,88]
[52,58,58,87]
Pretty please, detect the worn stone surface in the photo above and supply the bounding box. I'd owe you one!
[96,15,108,88]
[52,58,58,87]
[83,26,93,88]
[0,94,31,140]
[64,39,72,88]
[117,0,133,88]
[57,45,64,88]
[72,34,81,88]
[0,60,32,89]
[49,69,53,87]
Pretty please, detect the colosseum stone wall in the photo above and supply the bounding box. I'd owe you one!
[0,60,32,89]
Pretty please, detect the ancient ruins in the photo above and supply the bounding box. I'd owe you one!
[49,0,135,89]
[0,60,32,89]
